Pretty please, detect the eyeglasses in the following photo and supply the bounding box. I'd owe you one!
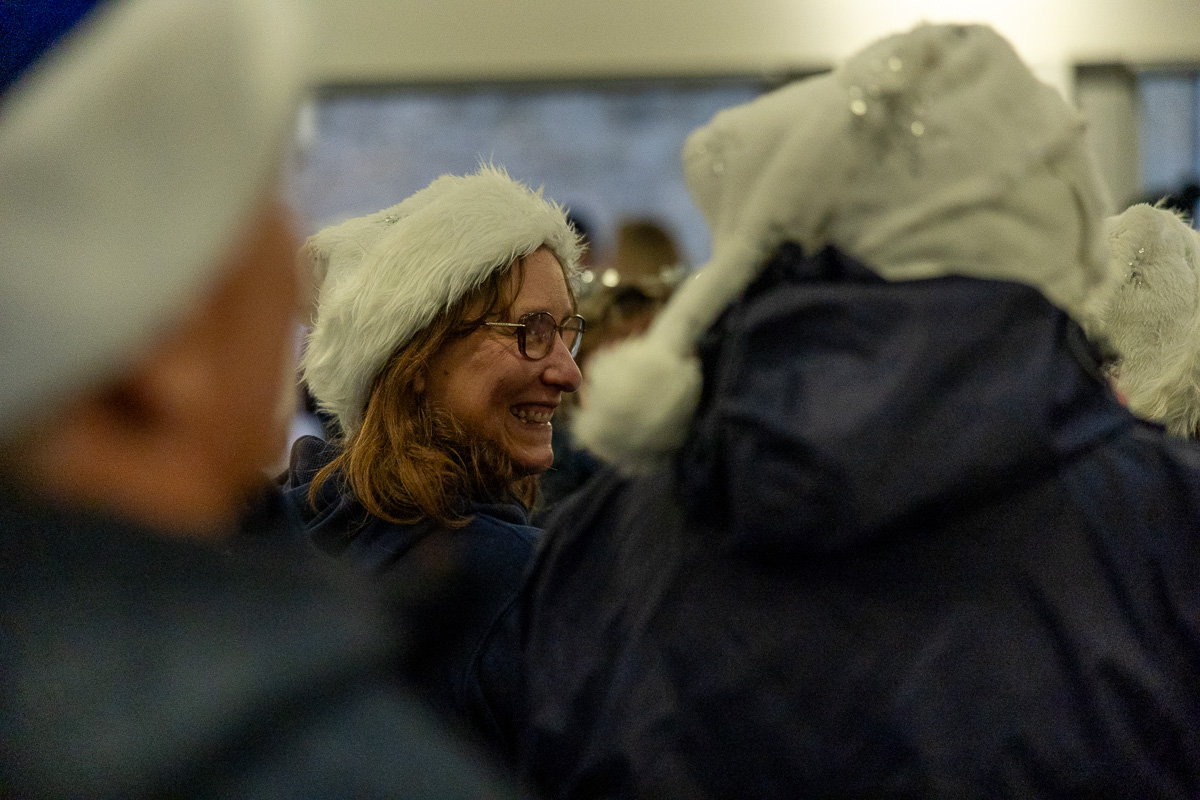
[483,311,586,361]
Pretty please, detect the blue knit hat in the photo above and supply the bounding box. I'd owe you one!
[0,1,109,97]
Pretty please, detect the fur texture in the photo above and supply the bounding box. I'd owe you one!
[301,164,583,437]
[1093,204,1200,436]
[572,338,702,469]
[574,23,1113,472]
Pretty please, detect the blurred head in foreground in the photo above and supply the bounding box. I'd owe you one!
[1091,203,1200,437]
[0,9,522,800]
[0,0,307,534]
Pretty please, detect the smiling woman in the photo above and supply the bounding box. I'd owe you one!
[282,164,583,763]
[426,248,583,472]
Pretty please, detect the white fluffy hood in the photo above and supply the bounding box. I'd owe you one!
[575,23,1114,472]
[301,164,583,437]
[1094,204,1200,436]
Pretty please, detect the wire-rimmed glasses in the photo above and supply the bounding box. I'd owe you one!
[483,311,585,360]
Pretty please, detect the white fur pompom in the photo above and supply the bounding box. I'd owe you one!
[573,337,703,473]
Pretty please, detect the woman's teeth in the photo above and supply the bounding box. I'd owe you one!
[512,407,553,424]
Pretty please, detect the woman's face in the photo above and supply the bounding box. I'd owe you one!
[425,247,582,474]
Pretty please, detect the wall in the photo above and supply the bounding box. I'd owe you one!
[306,0,1200,89]
[299,0,1200,220]
[290,85,762,263]
[1138,73,1200,193]
[1076,66,1141,208]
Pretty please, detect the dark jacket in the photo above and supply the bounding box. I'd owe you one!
[0,482,514,799]
[518,244,1200,799]
[283,436,538,763]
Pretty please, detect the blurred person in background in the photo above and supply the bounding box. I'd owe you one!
[610,219,684,286]
[1090,202,1200,437]
[538,218,683,516]
[580,218,683,355]
[285,164,584,763]
[519,23,1200,799]
[0,2,515,796]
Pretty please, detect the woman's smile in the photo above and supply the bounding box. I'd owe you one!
[425,247,582,473]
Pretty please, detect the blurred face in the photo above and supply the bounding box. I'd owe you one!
[207,197,304,488]
[425,247,582,474]
[5,194,303,536]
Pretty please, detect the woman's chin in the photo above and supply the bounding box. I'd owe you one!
[501,417,554,473]
[508,447,554,477]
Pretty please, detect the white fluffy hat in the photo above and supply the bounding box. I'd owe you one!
[0,0,307,436]
[574,23,1114,472]
[1093,204,1200,436]
[300,164,583,438]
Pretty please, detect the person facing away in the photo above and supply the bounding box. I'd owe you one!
[284,164,584,761]
[1089,202,1200,437]
[518,23,1200,799]
[0,1,515,796]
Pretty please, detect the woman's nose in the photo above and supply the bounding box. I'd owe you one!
[541,333,583,392]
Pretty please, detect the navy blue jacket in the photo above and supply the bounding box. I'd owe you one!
[0,482,514,798]
[518,244,1200,798]
[284,437,537,764]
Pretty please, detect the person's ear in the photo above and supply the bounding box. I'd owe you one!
[111,337,217,436]
[6,338,231,536]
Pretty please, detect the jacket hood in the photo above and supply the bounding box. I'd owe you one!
[678,244,1132,555]
[282,436,531,573]
[282,436,386,559]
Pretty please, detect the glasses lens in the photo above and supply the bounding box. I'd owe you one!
[562,316,584,357]
[522,312,556,359]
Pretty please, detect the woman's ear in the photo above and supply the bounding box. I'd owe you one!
[414,368,426,394]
